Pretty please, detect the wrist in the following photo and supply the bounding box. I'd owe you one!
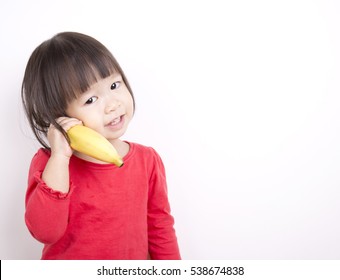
[49,152,71,163]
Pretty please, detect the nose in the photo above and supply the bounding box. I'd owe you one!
[105,95,121,114]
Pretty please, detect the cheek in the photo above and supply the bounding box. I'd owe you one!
[80,112,101,128]
[125,94,135,114]
[65,101,86,119]
[66,107,98,127]
[65,107,79,119]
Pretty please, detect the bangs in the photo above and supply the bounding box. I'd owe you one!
[59,54,118,101]
[45,34,120,102]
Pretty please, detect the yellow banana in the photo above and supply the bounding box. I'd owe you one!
[67,125,123,167]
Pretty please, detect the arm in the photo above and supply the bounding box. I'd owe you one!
[25,117,81,244]
[147,150,181,260]
[25,150,72,244]
[42,117,81,193]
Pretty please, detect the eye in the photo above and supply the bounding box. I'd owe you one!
[111,81,121,90]
[85,96,98,105]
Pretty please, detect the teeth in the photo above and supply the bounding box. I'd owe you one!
[111,117,120,125]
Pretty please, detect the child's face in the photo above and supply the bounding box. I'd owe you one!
[65,73,134,142]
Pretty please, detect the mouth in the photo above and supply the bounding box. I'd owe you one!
[108,116,122,125]
[105,115,125,129]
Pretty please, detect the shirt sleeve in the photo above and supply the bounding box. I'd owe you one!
[25,149,73,245]
[147,149,181,260]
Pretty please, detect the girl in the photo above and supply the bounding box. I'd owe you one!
[21,32,181,260]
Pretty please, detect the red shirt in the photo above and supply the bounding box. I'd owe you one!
[25,142,180,260]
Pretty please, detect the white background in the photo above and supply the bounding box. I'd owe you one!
[1,0,339,260]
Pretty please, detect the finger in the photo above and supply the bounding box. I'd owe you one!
[47,122,58,133]
[55,117,81,125]
[56,117,83,132]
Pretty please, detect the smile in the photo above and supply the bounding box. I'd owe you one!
[105,115,125,130]
[109,117,121,125]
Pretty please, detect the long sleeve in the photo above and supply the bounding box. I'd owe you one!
[25,149,72,244]
[147,150,181,260]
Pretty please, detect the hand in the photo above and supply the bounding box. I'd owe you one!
[47,117,82,159]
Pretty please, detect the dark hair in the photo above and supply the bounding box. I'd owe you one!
[21,31,134,149]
